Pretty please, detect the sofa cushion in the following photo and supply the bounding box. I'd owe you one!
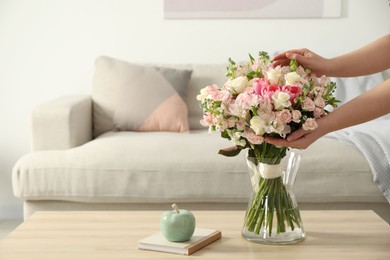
[92,56,191,137]
[146,64,228,130]
[154,66,192,99]
[12,131,385,204]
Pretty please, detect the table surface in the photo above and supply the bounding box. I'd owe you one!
[0,210,389,259]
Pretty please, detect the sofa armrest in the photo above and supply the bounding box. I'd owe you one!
[31,95,93,151]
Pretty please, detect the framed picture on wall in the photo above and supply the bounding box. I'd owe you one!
[164,0,342,19]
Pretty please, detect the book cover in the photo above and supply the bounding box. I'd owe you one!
[138,228,222,255]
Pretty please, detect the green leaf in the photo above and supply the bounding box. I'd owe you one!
[221,130,231,140]
[258,51,270,62]
[290,59,298,71]
[228,57,236,66]
[218,146,242,157]
[226,57,237,79]
[249,53,255,64]
[246,70,256,79]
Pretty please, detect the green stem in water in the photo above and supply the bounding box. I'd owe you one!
[243,153,302,237]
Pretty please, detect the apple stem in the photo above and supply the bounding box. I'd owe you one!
[172,203,180,213]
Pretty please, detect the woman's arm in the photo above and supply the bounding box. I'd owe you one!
[273,34,390,78]
[329,34,390,77]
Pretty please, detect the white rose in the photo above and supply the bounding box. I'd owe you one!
[272,92,291,110]
[226,76,248,94]
[266,68,282,85]
[285,71,301,86]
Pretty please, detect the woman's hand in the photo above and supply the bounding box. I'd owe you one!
[264,129,317,150]
[264,117,329,149]
[272,48,332,77]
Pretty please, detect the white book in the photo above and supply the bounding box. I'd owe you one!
[138,228,222,255]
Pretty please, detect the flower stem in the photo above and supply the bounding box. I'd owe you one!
[244,175,302,236]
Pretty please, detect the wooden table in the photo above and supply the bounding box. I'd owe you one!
[0,210,389,259]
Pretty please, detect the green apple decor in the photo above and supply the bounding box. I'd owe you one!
[160,203,196,242]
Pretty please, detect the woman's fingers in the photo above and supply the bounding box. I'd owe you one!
[264,128,312,150]
[286,128,307,141]
[272,49,308,67]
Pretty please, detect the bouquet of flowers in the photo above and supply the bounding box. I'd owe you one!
[197,51,338,239]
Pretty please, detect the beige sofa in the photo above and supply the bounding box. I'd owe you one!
[12,57,389,222]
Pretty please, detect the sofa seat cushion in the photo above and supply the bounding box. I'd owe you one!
[13,131,247,203]
[12,131,385,204]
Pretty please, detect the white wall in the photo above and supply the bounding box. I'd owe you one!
[0,0,389,219]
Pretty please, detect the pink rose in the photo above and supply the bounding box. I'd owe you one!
[302,97,315,111]
[302,118,318,131]
[292,110,302,123]
[253,78,279,98]
[282,85,302,105]
[253,78,269,96]
[276,109,292,123]
[314,97,325,108]
[264,84,280,97]
[313,107,324,118]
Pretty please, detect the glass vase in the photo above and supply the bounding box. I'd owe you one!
[241,152,305,244]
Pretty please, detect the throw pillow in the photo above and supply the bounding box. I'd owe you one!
[154,66,192,99]
[92,56,191,137]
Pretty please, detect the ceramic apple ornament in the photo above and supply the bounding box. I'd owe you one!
[160,203,196,242]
